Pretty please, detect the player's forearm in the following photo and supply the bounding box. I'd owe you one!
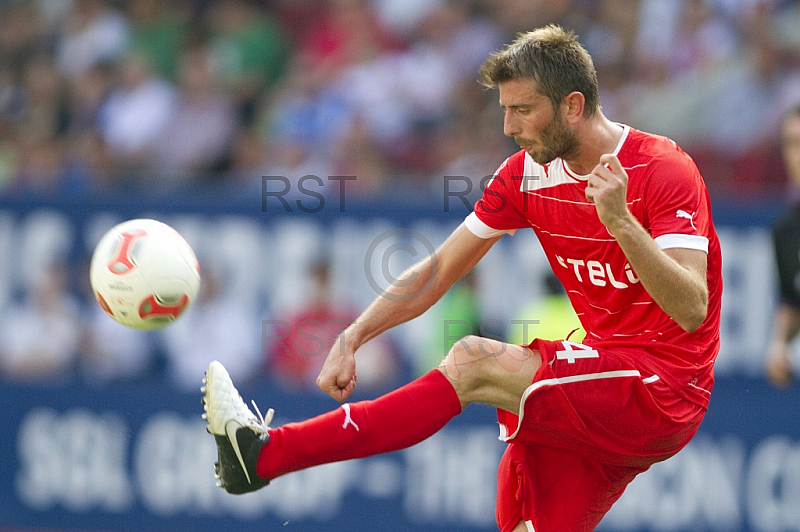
[610,216,708,332]
[344,254,449,349]
[344,223,498,351]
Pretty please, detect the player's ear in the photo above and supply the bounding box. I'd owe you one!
[562,91,585,124]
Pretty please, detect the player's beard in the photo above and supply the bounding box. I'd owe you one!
[520,112,580,165]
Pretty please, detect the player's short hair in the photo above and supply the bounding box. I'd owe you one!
[479,24,600,117]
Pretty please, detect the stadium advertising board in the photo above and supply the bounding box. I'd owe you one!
[2,378,800,531]
[0,196,797,531]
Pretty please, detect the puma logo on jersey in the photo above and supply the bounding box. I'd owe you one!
[556,255,640,288]
[676,210,696,230]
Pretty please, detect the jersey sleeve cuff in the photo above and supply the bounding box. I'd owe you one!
[464,212,517,238]
[654,233,709,252]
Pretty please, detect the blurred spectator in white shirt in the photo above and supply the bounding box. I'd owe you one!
[97,52,176,173]
[55,0,130,78]
[0,262,81,382]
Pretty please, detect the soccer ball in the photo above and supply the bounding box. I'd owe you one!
[89,218,201,330]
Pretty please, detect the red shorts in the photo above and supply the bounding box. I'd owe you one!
[495,339,706,532]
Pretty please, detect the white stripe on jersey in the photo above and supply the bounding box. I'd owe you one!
[521,191,593,205]
[655,233,709,252]
[530,225,616,242]
[464,211,517,238]
[568,290,654,315]
[587,330,663,339]
[521,189,644,210]
[688,382,712,395]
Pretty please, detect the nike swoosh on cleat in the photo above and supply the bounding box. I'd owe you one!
[225,420,252,484]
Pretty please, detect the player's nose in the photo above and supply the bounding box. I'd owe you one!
[503,110,520,137]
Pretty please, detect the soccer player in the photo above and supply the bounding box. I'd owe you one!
[204,25,722,532]
[766,103,800,387]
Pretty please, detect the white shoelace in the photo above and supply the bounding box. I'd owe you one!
[249,400,274,434]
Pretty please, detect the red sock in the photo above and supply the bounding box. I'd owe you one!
[256,369,462,479]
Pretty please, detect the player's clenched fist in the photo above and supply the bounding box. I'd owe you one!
[317,333,358,402]
[585,154,631,232]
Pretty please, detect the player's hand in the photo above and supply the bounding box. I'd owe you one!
[766,341,795,388]
[317,332,358,401]
[585,154,631,231]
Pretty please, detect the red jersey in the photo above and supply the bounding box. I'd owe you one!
[466,125,722,408]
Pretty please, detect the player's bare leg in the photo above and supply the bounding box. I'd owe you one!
[439,335,541,413]
[511,520,530,532]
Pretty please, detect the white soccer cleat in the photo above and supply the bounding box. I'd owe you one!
[202,360,273,494]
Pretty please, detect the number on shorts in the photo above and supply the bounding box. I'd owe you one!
[555,341,599,364]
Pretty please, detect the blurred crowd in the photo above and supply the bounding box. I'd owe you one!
[2,0,800,390]
[0,0,798,201]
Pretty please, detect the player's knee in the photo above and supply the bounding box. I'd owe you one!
[440,335,500,386]
[440,336,540,411]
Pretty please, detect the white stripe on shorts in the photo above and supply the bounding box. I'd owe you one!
[499,369,642,442]
[526,520,535,531]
